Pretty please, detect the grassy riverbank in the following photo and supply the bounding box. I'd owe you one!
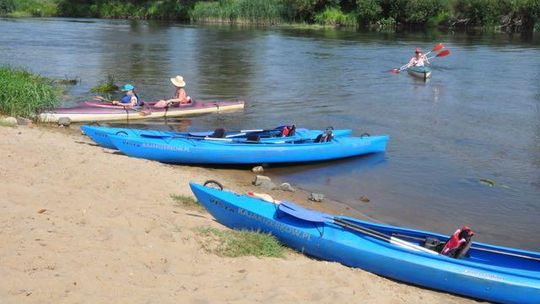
[1,0,539,32]
[0,0,57,17]
[0,66,61,118]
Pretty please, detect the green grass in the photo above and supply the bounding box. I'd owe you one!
[190,0,284,24]
[1,0,58,17]
[171,194,203,211]
[314,7,357,27]
[196,226,286,258]
[0,66,61,119]
[90,74,119,94]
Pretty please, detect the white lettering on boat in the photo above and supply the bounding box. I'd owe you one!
[462,269,504,281]
[238,208,312,241]
[208,198,312,240]
[210,198,235,213]
[141,142,190,152]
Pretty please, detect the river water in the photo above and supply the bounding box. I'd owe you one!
[1,18,539,250]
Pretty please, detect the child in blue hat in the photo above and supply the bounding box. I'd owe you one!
[112,84,140,107]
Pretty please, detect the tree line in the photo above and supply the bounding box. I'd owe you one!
[1,0,539,32]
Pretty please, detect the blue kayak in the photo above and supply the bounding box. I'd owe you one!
[190,182,540,304]
[107,132,388,164]
[81,125,353,150]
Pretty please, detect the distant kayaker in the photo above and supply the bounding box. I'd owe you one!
[154,75,192,108]
[112,84,140,107]
[407,48,430,67]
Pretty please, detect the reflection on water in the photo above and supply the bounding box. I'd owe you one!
[1,18,539,250]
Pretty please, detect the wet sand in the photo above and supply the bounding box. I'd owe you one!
[0,124,477,304]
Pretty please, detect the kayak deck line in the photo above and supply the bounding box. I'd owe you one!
[38,100,245,123]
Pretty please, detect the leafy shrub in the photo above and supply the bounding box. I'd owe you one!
[452,0,509,26]
[356,0,382,25]
[0,0,16,15]
[314,6,357,26]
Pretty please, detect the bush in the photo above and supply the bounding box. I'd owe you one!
[377,16,396,29]
[0,67,61,119]
[0,0,16,15]
[355,0,382,25]
[57,0,192,20]
[2,0,57,17]
[314,6,357,26]
[452,0,509,26]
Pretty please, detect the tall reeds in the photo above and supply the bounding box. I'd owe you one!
[190,0,283,25]
[0,67,61,118]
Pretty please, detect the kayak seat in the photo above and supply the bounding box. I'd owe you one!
[210,128,226,138]
[423,237,446,252]
[315,132,333,143]
[246,134,260,142]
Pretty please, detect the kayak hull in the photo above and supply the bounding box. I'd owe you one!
[39,100,244,123]
[80,125,353,150]
[107,134,389,164]
[190,182,540,304]
[407,66,432,80]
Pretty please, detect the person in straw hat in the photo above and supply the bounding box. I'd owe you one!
[154,75,192,108]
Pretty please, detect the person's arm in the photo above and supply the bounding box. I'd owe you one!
[166,89,189,104]
[423,55,430,65]
[129,95,138,107]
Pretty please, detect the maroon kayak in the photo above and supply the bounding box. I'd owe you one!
[39,99,245,123]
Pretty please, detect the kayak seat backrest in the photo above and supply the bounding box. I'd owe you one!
[211,128,226,138]
[277,201,330,223]
[314,132,333,143]
[246,134,260,142]
[423,237,446,252]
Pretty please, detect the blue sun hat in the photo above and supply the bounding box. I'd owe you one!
[121,83,135,91]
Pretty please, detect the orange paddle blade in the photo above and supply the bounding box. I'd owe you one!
[436,49,450,57]
[432,43,444,52]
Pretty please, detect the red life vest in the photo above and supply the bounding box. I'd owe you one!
[281,125,296,137]
[441,226,474,257]
[281,127,290,137]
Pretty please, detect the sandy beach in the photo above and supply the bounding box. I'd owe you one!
[0,124,478,304]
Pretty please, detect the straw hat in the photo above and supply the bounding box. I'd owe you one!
[170,75,186,87]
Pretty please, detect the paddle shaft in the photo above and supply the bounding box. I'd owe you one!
[333,218,438,255]
[140,133,302,144]
[392,233,540,262]
[94,96,148,115]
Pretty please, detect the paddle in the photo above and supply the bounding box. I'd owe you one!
[332,218,438,255]
[137,127,285,140]
[427,49,450,60]
[390,43,445,73]
[274,200,438,255]
[139,133,302,144]
[424,42,444,56]
[93,96,150,116]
